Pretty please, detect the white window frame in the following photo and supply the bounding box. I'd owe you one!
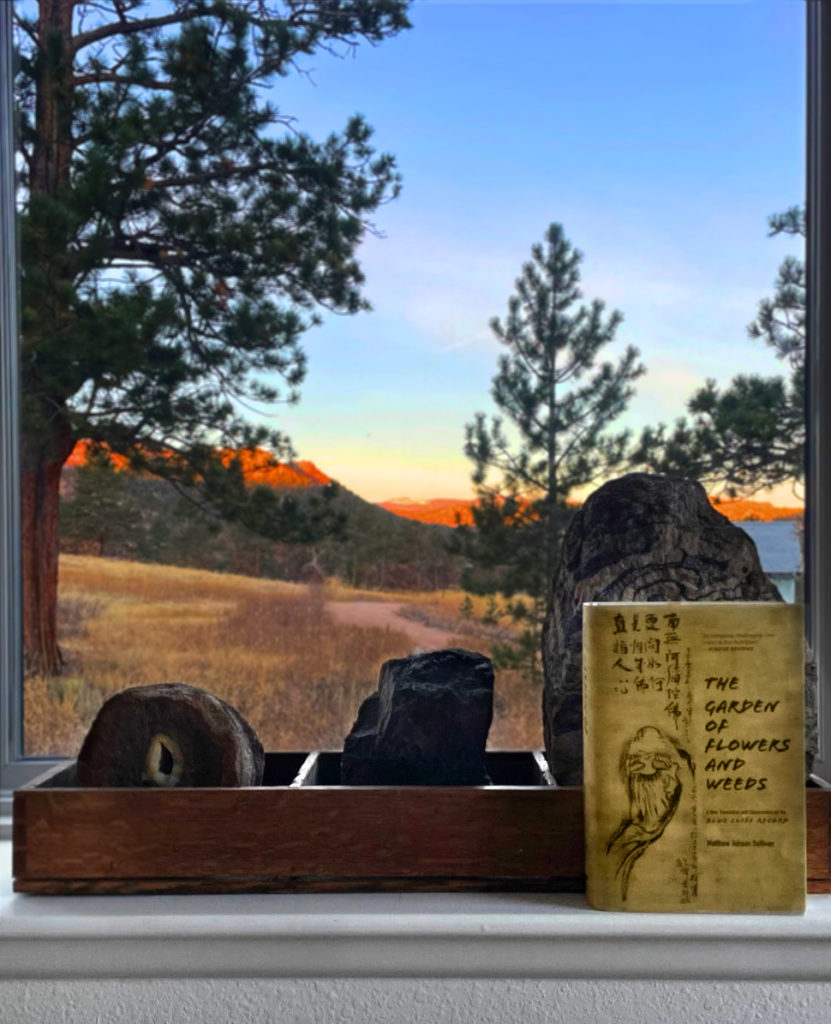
[0,1,27,823]
[2,2,830,822]
[805,0,831,785]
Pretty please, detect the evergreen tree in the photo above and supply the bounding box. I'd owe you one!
[14,0,410,674]
[461,222,644,680]
[60,447,141,556]
[632,207,805,496]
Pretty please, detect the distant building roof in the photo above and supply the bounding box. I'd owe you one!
[736,520,802,576]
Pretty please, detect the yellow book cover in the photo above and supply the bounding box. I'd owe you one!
[583,602,805,913]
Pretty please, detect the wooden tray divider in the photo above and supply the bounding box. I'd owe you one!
[290,751,322,787]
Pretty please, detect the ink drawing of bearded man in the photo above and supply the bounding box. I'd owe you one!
[606,725,694,901]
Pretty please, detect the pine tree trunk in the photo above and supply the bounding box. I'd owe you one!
[20,0,77,676]
[21,426,75,676]
[546,350,559,590]
[33,0,75,196]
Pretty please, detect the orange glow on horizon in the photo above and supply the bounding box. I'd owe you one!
[377,494,804,526]
[66,441,803,524]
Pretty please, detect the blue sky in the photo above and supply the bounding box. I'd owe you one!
[259,0,805,502]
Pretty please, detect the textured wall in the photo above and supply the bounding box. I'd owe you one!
[3,979,831,1024]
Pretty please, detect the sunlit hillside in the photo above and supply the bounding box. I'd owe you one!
[378,497,478,527]
[379,494,804,527]
[708,496,803,522]
[66,440,332,489]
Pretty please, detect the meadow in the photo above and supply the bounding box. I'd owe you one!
[25,555,543,758]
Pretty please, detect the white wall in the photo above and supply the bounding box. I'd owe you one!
[3,979,831,1024]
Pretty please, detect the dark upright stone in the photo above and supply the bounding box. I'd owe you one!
[541,473,814,785]
[340,692,381,785]
[341,648,494,785]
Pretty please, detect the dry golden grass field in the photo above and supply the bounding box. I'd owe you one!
[25,555,543,758]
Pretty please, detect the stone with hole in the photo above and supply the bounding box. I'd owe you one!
[77,683,264,787]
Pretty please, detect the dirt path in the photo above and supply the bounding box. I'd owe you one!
[324,600,457,651]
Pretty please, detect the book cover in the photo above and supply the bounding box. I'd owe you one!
[583,602,805,913]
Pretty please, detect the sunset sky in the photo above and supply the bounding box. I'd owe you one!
[255,0,805,503]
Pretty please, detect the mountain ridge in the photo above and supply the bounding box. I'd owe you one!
[377,494,804,526]
[66,440,332,489]
[66,442,803,525]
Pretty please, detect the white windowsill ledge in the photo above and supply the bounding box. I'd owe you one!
[3,843,831,983]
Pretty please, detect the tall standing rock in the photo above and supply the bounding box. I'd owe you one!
[541,473,812,785]
[341,648,494,785]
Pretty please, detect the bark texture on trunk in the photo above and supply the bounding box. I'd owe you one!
[33,0,75,198]
[21,425,75,677]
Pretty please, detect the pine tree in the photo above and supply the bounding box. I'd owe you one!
[632,207,805,496]
[60,447,141,556]
[14,0,410,674]
[461,222,644,679]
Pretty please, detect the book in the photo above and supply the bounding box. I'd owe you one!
[582,602,805,913]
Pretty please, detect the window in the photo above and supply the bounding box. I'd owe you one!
[2,0,828,810]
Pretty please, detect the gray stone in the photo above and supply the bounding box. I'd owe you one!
[77,682,264,787]
[542,473,815,785]
[341,648,494,785]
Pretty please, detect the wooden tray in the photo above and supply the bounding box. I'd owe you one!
[12,752,831,895]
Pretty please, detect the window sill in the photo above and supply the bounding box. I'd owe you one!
[2,842,831,983]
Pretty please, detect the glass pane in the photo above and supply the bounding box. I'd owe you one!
[14,0,805,761]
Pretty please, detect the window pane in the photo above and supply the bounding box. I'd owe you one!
[14,0,807,764]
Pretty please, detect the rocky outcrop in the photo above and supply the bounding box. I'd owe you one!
[341,648,494,785]
[542,473,814,785]
[77,682,264,787]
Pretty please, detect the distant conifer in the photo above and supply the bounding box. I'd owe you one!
[460,223,644,680]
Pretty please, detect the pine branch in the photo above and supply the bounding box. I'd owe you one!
[12,12,39,45]
[72,72,179,91]
[71,9,193,55]
[148,162,265,189]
